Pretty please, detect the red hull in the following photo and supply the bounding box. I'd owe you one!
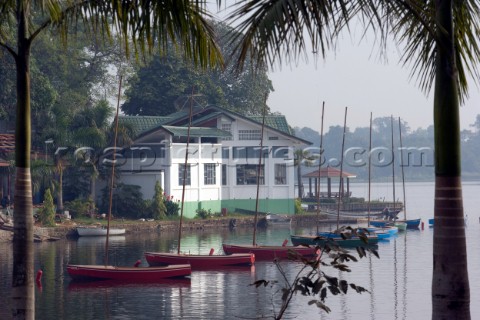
[67,264,191,281]
[222,244,317,261]
[144,252,255,269]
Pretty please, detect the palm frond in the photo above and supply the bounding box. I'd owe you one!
[389,0,480,102]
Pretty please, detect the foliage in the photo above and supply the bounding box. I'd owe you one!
[64,198,95,219]
[149,181,167,220]
[99,184,147,219]
[195,208,213,219]
[164,196,180,217]
[252,227,378,318]
[294,198,304,214]
[38,189,56,227]
[121,22,273,117]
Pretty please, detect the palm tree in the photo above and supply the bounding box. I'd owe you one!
[226,1,480,318]
[71,100,115,205]
[0,1,222,318]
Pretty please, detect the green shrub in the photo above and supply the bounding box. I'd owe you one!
[294,198,304,214]
[195,208,212,219]
[150,181,167,220]
[99,184,147,219]
[165,197,180,217]
[64,198,95,219]
[39,189,56,227]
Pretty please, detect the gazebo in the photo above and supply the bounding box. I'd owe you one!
[302,167,357,199]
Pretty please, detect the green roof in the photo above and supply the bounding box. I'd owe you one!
[118,106,307,144]
[248,115,294,135]
[118,116,171,137]
[162,126,232,138]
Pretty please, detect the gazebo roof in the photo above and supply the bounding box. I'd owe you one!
[303,167,357,178]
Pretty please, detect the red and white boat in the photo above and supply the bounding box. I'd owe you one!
[144,250,255,269]
[222,243,317,261]
[66,263,191,281]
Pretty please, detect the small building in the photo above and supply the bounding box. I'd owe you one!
[302,167,357,199]
[111,106,311,218]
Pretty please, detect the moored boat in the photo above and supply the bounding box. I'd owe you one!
[394,222,407,231]
[265,213,291,225]
[222,243,317,260]
[291,234,379,247]
[395,218,421,229]
[144,251,255,269]
[76,226,125,237]
[66,263,191,281]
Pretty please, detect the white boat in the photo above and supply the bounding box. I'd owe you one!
[265,213,291,225]
[76,226,126,237]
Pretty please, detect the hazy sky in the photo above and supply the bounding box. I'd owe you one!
[212,3,479,133]
[266,39,480,133]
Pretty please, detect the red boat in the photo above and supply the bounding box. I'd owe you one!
[144,251,255,269]
[222,243,317,261]
[66,264,191,281]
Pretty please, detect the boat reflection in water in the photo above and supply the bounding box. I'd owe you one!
[67,277,192,292]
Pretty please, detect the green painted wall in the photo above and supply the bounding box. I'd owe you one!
[180,199,295,218]
[181,200,222,219]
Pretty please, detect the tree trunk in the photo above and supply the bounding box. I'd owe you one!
[297,161,303,199]
[56,163,63,212]
[12,4,35,319]
[432,1,470,319]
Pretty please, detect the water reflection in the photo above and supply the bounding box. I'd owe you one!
[3,180,480,319]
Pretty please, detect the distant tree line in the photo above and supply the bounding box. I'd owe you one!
[295,115,480,181]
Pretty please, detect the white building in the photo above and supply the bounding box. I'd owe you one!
[112,106,310,218]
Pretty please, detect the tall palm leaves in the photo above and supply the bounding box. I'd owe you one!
[226,0,480,318]
[0,1,223,318]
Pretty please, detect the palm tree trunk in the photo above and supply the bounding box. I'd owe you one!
[56,163,63,212]
[12,4,35,319]
[297,162,303,199]
[432,1,470,319]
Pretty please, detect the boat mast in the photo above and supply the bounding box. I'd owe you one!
[253,97,267,246]
[105,74,122,266]
[398,117,407,220]
[315,102,325,234]
[178,89,195,254]
[391,115,396,214]
[336,107,348,230]
[368,112,372,227]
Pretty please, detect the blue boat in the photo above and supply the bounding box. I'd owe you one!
[395,218,421,229]
[291,234,379,247]
[370,220,390,228]
[428,218,434,227]
[364,227,391,239]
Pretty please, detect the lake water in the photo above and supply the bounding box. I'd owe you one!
[1,181,480,319]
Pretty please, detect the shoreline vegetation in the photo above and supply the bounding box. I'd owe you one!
[0,212,350,243]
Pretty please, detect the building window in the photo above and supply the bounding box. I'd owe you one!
[178,164,191,186]
[222,147,230,160]
[233,147,269,160]
[222,164,227,185]
[238,129,261,140]
[221,123,232,140]
[275,164,287,185]
[272,146,290,159]
[236,164,264,185]
[204,163,216,185]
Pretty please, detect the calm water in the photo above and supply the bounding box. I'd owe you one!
[1,181,480,319]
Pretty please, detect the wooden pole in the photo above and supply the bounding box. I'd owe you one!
[336,107,348,230]
[253,95,267,246]
[316,102,325,234]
